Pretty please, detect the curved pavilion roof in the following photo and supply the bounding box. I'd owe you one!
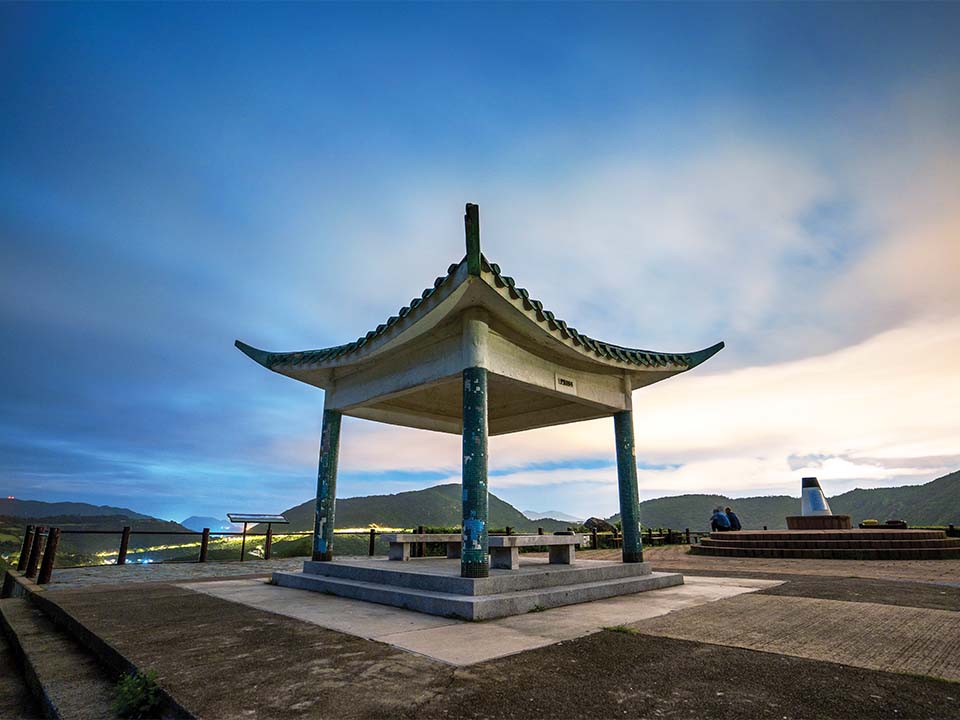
[236,204,723,434]
[237,253,723,378]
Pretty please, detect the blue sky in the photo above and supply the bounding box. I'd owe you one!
[2,3,959,522]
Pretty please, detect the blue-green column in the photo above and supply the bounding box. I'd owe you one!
[614,410,644,563]
[313,409,342,561]
[461,366,489,578]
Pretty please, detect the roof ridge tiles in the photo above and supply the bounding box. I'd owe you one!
[235,241,723,373]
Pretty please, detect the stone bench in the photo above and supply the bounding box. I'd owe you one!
[488,534,583,570]
[382,534,461,561]
[382,533,584,568]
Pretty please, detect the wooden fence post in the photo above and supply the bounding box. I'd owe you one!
[17,525,35,572]
[505,526,512,536]
[25,527,45,578]
[117,526,131,565]
[37,528,60,585]
[591,528,599,550]
[368,528,376,556]
[537,527,544,536]
[417,525,425,558]
[240,523,248,561]
[199,528,210,563]
[685,528,691,544]
[264,524,273,560]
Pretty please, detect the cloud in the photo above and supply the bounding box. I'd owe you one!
[316,317,959,516]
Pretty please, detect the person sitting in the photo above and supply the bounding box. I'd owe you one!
[710,507,731,532]
[724,506,742,531]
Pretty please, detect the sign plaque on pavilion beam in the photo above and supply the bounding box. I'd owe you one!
[237,203,723,578]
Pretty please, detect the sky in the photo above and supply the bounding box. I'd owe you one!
[1,3,958,522]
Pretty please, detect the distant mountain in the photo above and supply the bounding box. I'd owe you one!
[273,484,573,533]
[523,510,583,523]
[0,498,151,520]
[0,498,195,556]
[608,470,960,531]
[181,516,238,533]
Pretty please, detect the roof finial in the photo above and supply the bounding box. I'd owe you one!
[465,203,480,276]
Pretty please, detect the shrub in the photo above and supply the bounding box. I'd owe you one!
[113,670,162,719]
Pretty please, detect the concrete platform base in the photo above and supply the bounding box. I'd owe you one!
[691,529,960,560]
[272,557,683,620]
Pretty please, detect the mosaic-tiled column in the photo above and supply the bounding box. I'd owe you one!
[313,408,342,561]
[614,410,644,563]
[461,366,489,578]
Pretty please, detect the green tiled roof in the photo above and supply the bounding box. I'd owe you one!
[236,252,724,374]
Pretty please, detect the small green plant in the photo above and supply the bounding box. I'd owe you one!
[604,625,639,635]
[113,670,162,719]
[528,604,547,613]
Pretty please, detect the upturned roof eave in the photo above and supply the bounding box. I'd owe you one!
[235,254,723,382]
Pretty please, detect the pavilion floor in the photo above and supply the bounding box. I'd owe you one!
[272,556,683,620]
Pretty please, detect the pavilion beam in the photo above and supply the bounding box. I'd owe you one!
[313,406,342,561]
[614,410,644,563]
[461,366,490,577]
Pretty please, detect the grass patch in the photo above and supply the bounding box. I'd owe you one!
[604,625,641,635]
[528,604,548,613]
[113,670,162,719]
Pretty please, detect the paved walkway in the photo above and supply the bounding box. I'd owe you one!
[45,556,311,590]
[180,575,779,665]
[585,545,960,584]
[629,592,960,682]
[45,546,960,590]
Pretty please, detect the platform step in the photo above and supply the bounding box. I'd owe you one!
[711,530,948,541]
[300,557,653,596]
[0,598,116,719]
[273,570,683,621]
[699,538,960,550]
[689,545,960,560]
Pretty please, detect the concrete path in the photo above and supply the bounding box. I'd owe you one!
[610,545,960,584]
[629,592,960,682]
[45,556,313,590]
[179,575,780,665]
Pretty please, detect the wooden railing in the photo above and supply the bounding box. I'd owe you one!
[8,522,716,586]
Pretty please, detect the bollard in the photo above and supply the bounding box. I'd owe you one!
[368,528,376,556]
[265,524,273,560]
[17,525,35,572]
[199,528,210,563]
[117,526,131,565]
[25,527,45,579]
[37,528,60,585]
